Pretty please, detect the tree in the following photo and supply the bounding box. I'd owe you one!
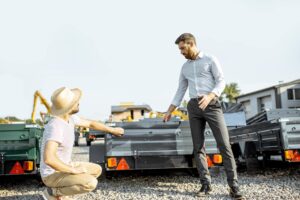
[4,116,22,122]
[220,83,241,103]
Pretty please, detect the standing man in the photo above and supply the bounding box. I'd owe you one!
[163,33,243,199]
[41,87,124,200]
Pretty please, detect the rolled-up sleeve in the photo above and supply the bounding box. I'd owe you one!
[210,56,225,97]
[171,68,188,107]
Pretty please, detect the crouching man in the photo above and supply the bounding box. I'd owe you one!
[41,87,124,200]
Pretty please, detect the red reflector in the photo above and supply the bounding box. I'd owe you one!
[206,156,214,168]
[89,135,96,139]
[116,158,130,170]
[285,150,300,162]
[9,162,25,175]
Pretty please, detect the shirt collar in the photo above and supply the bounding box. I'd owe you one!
[198,51,204,59]
[187,51,204,62]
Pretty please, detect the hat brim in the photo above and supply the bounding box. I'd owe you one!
[50,88,82,116]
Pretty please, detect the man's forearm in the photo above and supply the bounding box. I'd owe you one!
[167,104,177,114]
[90,121,113,133]
[45,155,74,174]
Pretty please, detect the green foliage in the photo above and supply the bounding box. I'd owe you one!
[220,83,241,103]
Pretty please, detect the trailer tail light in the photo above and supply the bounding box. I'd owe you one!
[285,150,300,162]
[213,154,222,164]
[23,161,34,171]
[9,162,24,175]
[116,158,130,170]
[285,150,293,160]
[89,135,96,139]
[206,156,214,167]
[107,158,117,168]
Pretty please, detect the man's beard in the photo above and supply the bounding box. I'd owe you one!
[184,48,195,60]
[70,109,79,115]
[184,54,193,59]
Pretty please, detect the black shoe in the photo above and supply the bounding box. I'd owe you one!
[230,186,244,200]
[197,184,212,196]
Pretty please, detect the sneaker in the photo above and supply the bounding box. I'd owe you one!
[230,186,245,200]
[196,184,212,196]
[61,197,75,200]
[42,188,62,200]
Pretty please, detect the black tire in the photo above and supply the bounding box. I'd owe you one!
[244,142,260,173]
[245,157,260,173]
[187,168,199,177]
[99,163,107,180]
[87,140,91,146]
[262,153,271,168]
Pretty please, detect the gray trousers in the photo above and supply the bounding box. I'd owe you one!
[187,98,238,187]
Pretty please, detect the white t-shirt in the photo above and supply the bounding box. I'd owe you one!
[40,115,81,178]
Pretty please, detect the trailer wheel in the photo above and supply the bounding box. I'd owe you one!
[231,143,242,166]
[245,157,259,173]
[99,163,106,179]
[244,142,260,173]
[262,153,271,168]
[86,140,91,146]
[187,168,199,177]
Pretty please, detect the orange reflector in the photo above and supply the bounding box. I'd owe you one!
[23,161,34,171]
[116,158,130,170]
[206,156,214,168]
[9,162,24,175]
[285,150,294,160]
[107,158,117,168]
[213,154,223,164]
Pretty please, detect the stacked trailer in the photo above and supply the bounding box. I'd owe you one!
[229,109,300,172]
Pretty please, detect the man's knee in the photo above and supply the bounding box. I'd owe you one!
[95,164,102,177]
[84,177,98,191]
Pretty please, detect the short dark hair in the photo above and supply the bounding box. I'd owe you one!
[175,33,196,45]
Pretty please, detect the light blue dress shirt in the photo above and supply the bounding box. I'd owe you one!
[171,52,225,107]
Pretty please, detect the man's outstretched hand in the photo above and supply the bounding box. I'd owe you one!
[110,127,125,137]
[163,112,172,122]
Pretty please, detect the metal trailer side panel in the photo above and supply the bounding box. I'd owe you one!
[280,118,300,150]
[0,124,43,175]
[229,121,281,155]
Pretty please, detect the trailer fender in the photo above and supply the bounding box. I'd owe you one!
[89,142,105,165]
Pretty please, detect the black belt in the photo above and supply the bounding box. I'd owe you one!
[190,96,218,102]
[191,97,203,101]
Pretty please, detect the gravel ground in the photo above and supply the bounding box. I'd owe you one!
[0,138,299,200]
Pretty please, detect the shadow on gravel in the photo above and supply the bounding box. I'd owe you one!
[0,175,44,187]
[0,195,43,200]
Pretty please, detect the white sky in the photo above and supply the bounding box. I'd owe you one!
[0,0,299,120]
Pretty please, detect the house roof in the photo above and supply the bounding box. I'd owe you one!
[236,79,300,99]
[111,104,152,113]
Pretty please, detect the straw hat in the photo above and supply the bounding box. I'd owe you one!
[50,87,82,116]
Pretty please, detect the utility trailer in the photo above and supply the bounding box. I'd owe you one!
[90,112,246,178]
[0,124,43,176]
[229,109,300,171]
